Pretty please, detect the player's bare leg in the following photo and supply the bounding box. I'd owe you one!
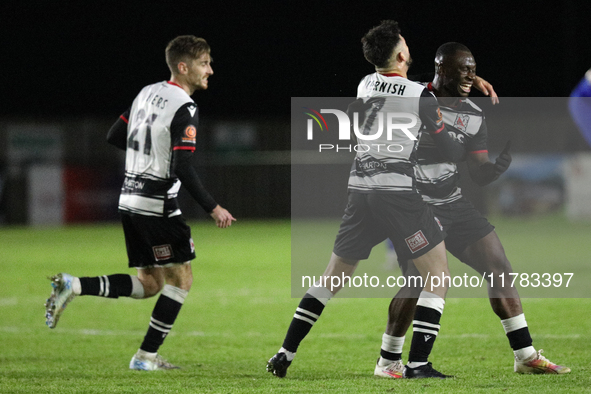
[460,231,570,374]
[267,253,359,377]
[374,262,421,378]
[130,263,193,371]
[377,242,452,379]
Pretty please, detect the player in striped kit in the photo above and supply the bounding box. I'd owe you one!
[268,20,466,379]
[45,35,235,370]
[374,42,570,378]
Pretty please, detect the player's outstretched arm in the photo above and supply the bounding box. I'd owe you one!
[474,76,499,105]
[210,205,236,228]
[467,140,511,186]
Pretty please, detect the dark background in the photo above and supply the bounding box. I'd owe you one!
[1,1,590,223]
[3,1,591,120]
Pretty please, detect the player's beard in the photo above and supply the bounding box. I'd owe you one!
[406,55,413,70]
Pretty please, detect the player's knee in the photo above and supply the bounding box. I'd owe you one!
[140,277,164,298]
[486,251,513,277]
[163,265,193,291]
[179,275,193,291]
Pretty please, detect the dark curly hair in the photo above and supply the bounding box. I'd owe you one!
[361,20,401,68]
[165,35,210,75]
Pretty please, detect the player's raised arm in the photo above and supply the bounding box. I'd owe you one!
[466,140,511,186]
[474,76,499,105]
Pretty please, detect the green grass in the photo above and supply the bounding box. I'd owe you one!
[0,217,590,393]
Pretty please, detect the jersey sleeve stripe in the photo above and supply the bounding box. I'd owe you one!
[120,115,128,124]
[431,123,445,134]
[470,149,488,154]
[173,146,196,151]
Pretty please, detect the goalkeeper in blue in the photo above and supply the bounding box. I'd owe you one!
[569,68,591,148]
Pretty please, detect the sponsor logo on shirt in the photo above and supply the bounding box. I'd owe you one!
[182,125,197,143]
[405,230,429,253]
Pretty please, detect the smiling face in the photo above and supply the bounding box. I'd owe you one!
[439,51,476,97]
[186,53,213,91]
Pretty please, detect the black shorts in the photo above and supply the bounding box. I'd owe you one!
[121,213,196,268]
[430,197,495,259]
[333,192,446,262]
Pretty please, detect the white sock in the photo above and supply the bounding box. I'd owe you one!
[136,349,157,360]
[501,314,535,361]
[307,282,334,305]
[500,314,527,334]
[130,276,145,299]
[515,346,536,361]
[379,334,405,366]
[279,347,295,362]
[71,277,81,295]
[407,361,428,368]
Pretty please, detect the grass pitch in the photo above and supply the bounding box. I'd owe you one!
[0,217,590,393]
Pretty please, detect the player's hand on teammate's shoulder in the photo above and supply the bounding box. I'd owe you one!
[210,205,236,228]
[474,76,499,105]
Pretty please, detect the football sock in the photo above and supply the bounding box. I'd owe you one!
[140,285,188,353]
[408,291,445,366]
[281,284,333,355]
[136,349,157,360]
[78,274,138,298]
[278,347,296,362]
[501,313,535,360]
[379,333,405,365]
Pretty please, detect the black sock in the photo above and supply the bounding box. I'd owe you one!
[79,274,132,298]
[140,285,187,353]
[282,293,327,353]
[408,293,445,364]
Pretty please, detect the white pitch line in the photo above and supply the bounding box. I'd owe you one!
[0,326,582,340]
[0,297,18,306]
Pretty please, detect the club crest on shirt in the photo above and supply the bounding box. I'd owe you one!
[405,230,429,253]
[453,113,469,132]
[153,244,173,261]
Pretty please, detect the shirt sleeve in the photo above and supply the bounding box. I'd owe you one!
[173,150,218,213]
[106,108,130,150]
[418,88,445,134]
[170,102,199,152]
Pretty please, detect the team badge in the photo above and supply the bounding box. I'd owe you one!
[153,244,174,261]
[405,230,429,253]
[453,113,469,132]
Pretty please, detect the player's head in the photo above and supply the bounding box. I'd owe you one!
[434,42,476,97]
[362,20,412,71]
[166,35,213,91]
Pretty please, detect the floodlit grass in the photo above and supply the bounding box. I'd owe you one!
[0,217,590,393]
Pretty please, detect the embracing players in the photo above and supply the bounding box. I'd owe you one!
[373,42,570,378]
[268,20,466,378]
